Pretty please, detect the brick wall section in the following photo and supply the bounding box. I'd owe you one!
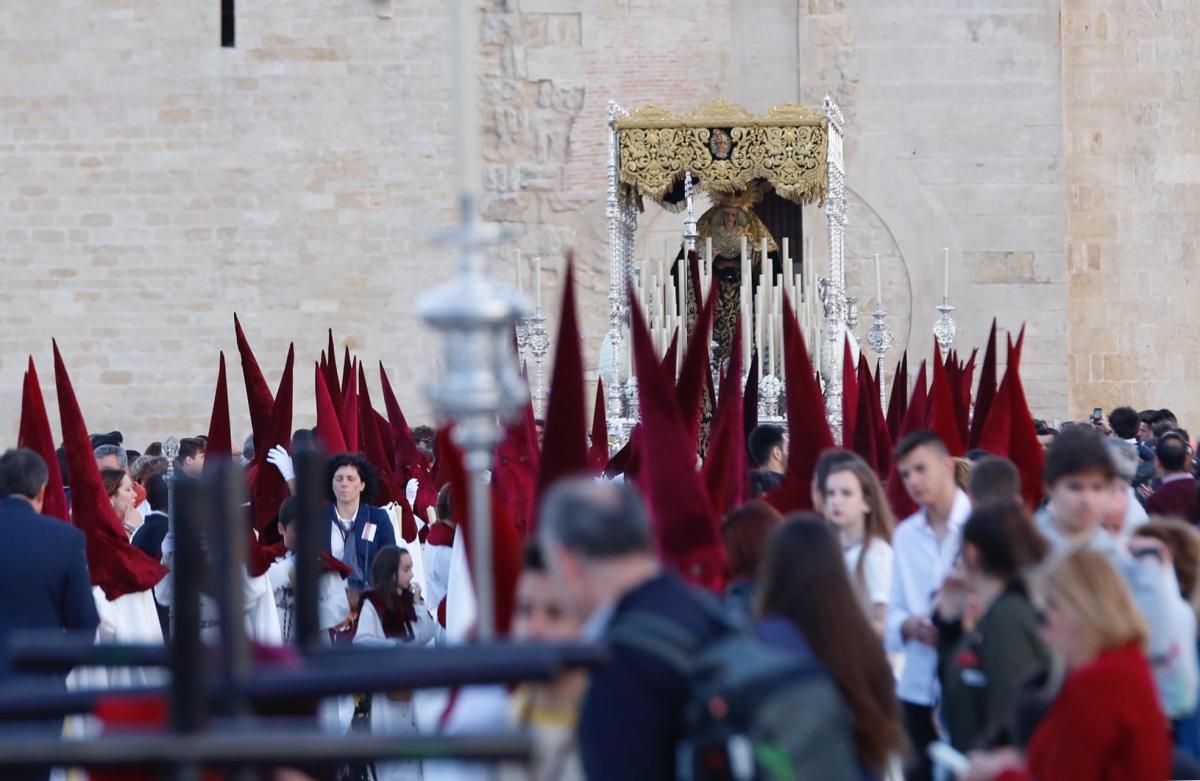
[0,0,462,448]
[1063,0,1200,425]
[9,0,1195,446]
[799,0,1069,419]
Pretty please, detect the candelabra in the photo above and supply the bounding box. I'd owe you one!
[758,374,783,420]
[865,304,894,408]
[933,298,957,358]
[845,296,859,332]
[515,313,531,359]
[682,172,699,254]
[623,376,639,423]
[524,308,551,418]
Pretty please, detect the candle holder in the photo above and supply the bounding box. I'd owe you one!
[845,296,859,332]
[758,374,783,419]
[865,304,894,408]
[933,298,957,357]
[526,310,551,418]
[682,172,699,254]
[623,376,639,421]
[515,314,531,359]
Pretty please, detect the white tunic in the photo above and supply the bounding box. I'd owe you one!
[354,598,437,781]
[266,552,351,644]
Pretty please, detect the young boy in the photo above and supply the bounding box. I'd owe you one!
[1036,425,1198,722]
[267,497,351,644]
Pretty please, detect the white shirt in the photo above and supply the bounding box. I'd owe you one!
[844,538,893,608]
[331,511,355,561]
[885,489,971,706]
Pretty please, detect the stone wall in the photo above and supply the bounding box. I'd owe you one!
[1063,0,1200,425]
[798,0,1069,419]
[4,0,1198,449]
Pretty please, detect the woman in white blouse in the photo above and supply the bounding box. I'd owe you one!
[823,456,896,635]
[354,545,436,781]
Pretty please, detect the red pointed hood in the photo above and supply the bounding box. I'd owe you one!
[958,348,977,443]
[205,352,233,460]
[675,285,717,448]
[703,319,747,516]
[841,336,859,448]
[886,352,909,444]
[660,331,679,377]
[969,320,999,449]
[1003,329,1044,510]
[629,282,724,592]
[379,363,430,475]
[852,357,880,472]
[253,345,295,538]
[535,260,589,506]
[357,365,402,511]
[339,357,360,452]
[340,346,354,401]
[234,314,275,456]
[743,351,759,459]
[443,434,523,635]
[314,363,348,453]
[588,379,609,472]
[323,331,343,414]
[869,361,893,476]
[53,342,167,599]
[764,294,835,514]
[885,360,928,520]
[17,358,69,522]
[603,424,641,480]
[494,391,540,539]
[929,348,966,456]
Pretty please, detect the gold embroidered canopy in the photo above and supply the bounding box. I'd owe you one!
[614,100,829,207]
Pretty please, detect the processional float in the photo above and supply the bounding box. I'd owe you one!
[596,97,850,444]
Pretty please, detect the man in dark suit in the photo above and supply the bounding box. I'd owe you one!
[1145,432,1197,523]
[322,453,396,592]
[131,472,169,560]
[0,448,99,781]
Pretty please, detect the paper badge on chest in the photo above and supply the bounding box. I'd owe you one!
[362,522,377,543]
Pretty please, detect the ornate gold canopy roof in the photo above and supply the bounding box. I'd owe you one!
[614,100,829,207]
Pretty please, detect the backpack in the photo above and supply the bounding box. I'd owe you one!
[607,602,860,781]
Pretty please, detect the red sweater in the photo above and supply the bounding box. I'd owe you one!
[998,643,1171,781]
[1145,475,1197,523]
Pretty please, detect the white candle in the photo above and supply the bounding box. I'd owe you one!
[740,240,750,292]
[677,254,687,329]
[741,299,751,369]
[676,316,684,377]
[625,328,633,379]
[705,238,713,292]
[755,290,764,380]
[782,238,792,299]
[771,314,780,377]
[534,255,542,310]
[943,247,950,300]
[874,253,882,304]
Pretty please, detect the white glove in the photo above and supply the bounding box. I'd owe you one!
[267,445,295,481]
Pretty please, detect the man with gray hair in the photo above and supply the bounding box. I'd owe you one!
[538,477,727,779]
[93,443,127,471]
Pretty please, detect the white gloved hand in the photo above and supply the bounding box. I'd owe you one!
[267,445,295,481]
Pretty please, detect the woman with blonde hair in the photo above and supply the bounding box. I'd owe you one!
[823,456,895,634]
[964,547,1171,781]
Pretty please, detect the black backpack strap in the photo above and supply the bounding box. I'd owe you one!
[606,611,702,675]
